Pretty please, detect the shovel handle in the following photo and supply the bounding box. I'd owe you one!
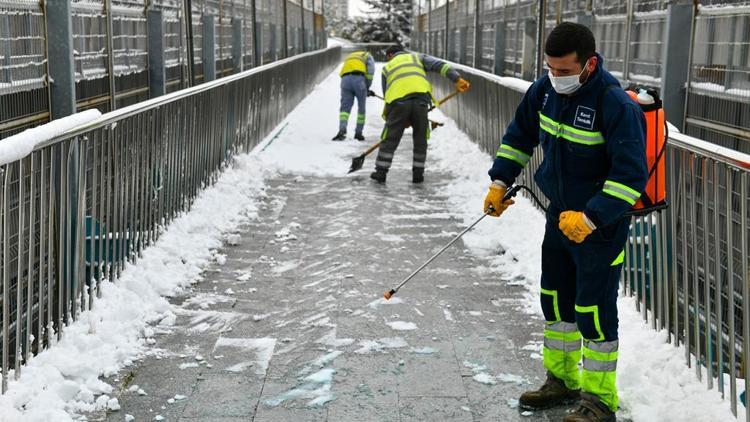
[435,90,461,107]
[362,140,383,157]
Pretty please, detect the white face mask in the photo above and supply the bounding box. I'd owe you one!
[549,60,590,95]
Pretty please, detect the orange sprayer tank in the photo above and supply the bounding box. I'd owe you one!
[626,88,667,214]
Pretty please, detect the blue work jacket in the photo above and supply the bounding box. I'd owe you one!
[489,54,648,228]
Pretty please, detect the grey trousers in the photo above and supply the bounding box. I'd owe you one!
[375,97,430,173]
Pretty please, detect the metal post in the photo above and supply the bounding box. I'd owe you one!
[203,14,216,82]
[535,0,546,79]
[232,18,244,72]
[472,0,481,68]
[104,0,117,110]
[251,0,259,66]
[661,0,695,131]
[622,0,633,82]
[427,0,432,54]
[183,0,195,86]
[444,0,450,59]
[148,9,167,98]
[282,0,288,58]
[494,21,505,75]
[44,0,76,118]
[301,0,306,53]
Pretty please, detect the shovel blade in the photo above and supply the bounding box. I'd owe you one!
[348,155,366,173]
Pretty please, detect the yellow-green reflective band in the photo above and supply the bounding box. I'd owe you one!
[440,63,450,76]
[574,304,605,341]
[544,337,582,353]
[541,288,561,322]
[357,114,365,123]
[611,250,625,266]
[339,112,350,120]
[583,356,618,372]
[546,320,579,333]
[387,70,428,86]
[496,144,531,167]
[584,339,619,354]
[603,180,640,205]
[544,327,582,342]
[366,74,373,79]
[381,127,389,141]
[583,340,618,372]
[538,112,605,145]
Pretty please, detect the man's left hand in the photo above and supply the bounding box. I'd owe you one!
[558,211,594,243]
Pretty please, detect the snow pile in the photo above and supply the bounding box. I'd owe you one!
[0,109,101,166]
[0,149,271,421]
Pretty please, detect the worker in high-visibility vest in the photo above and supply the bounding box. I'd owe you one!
[333,51,376,141]
[370,45,470,183]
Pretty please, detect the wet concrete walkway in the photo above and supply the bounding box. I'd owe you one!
[84,134,574,422]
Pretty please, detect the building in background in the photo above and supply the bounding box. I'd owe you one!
[325,0,349,22]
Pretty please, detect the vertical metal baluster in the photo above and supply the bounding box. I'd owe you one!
[47,149,55,343]
[104,129,113,284]
[702,157,712,388]
[38,152,46,350]
[681,152,689,358]
[639,216,647,320]
[670,148,679,345]
[2,166,10,393]
[690,155,701,380]
[16,159,26,377]
[714,161,725,397]
[740,172,748,422]
[727,169,737,415]
[25,154,36,366]
[90,133,99,301]
[648,212,656,329]
[76,140,87,316]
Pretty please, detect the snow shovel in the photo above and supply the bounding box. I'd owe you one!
[383,185,522,300]
[348,90,460,174]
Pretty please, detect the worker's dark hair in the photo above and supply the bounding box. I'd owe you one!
[544,22,595,64]
[385,45,404,57]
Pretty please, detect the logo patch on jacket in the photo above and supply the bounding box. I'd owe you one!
[574,106,595,130]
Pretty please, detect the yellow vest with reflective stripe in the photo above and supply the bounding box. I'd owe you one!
[383,53,432,104]
[340,51,369,76]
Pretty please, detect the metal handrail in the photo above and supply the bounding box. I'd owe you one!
[0,46,341,393]
[31,47,343,155]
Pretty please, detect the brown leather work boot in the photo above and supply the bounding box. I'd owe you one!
[563,392,616,422]
[518,372,581,411]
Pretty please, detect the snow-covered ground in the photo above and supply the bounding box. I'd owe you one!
[0,63,743,421]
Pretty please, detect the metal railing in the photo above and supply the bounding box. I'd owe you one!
[0,0,328,139]
[412,0,750,155]
[0,45,341,393]
[427,58,750,419]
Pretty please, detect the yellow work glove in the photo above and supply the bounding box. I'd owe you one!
[558,211,595,243]
[483,182,514,217]
[456,78,470,93]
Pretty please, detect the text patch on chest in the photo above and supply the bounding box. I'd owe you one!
[574,106,596,131]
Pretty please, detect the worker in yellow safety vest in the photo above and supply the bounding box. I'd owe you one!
[370,45,470,183]
[333,51,376,141]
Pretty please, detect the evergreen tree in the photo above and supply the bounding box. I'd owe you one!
[356,0,413,45]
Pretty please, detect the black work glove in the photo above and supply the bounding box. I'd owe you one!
[368,90,376,97]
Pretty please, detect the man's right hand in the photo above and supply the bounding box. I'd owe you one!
[483,182,515,217]
[456,78,470,93]
[368,90,376,97]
